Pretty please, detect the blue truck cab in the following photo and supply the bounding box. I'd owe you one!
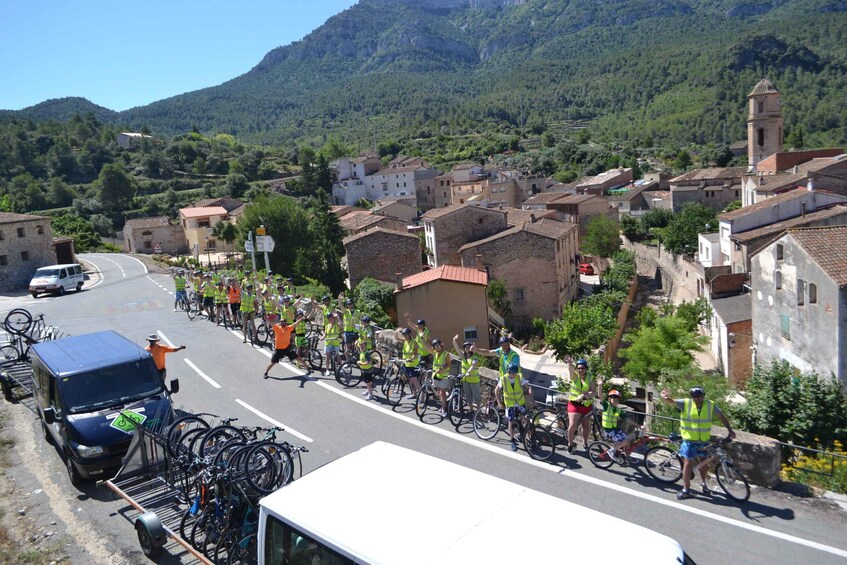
[30,331,179,485]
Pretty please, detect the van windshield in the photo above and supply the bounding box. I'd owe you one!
[34,268,60,277]
[59,360,165,414]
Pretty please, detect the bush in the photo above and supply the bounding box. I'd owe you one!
[781,441,847,494]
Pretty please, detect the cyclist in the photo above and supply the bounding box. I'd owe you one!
[316,295,332,326]
[660,386,736,500]
[323,312,343,373]
[293,309,311,369]
[566,357,597,454]
[494,362,533,451]
[227,278,241,324]
[356,338,376,401]
[398,327,422,400]
[422,338,453,417]
[453,334,482,410]
[599,387,637,464]
[173,269,187,311]
[214,281,229,327]
[339,294,360,357]
[145,334,185,379]
[359,315,376,352]
[403,313,432,369]
[475,335,521,379]
[263,318,308,378]
[201,274,216,321]
[240,284,258,344]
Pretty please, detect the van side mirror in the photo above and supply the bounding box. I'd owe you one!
[43,407,56,425]
[169,379,180,394]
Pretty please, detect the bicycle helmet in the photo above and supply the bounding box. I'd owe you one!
[399,327,411,336]
[416,319,426,325]
[346,298,354,306]
[498,336,511,345]
[431,338,442,347]
[282,295,291,302]
[246,284,253,290]
[321,295,330,302]
[295,309,304,316]
[575,358,589,368]
[362,315,371,323]
[607,389,621,398]
[689,387,705,397]
[506,362,519,373]
[463,340,473,349]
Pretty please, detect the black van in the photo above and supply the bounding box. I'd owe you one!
[30,331,179,485]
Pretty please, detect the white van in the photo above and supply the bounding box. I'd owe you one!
[258,442,691,564]
[29,263,84,298]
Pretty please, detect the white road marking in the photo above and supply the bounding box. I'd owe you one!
[79,258,104,289]
[281,362,307,375]
[122,253,149,274]
[315,381,847,559]
[183,359,222,389]
[91,255,126,277]
[234,399,313,443]
[156,330,175,347]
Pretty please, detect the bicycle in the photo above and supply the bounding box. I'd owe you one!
[186,291,203,321]
[588,430,683,477]
[532,400,602,447]
[472,384,503,440]
[691,437,751,502]
[509,407,555,461]
[0,334,36,363]
[335,348,385,388]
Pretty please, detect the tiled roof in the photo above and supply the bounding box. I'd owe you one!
[343,226,419,245]
[124,216,171,230]
[400,265,487,290]
[608,184,648,201]
[458,218,575,251]
[749,172,807,194]
[789,226,847,287]
[352,153,379,163]
[375,165,422,175]
[670,167,747,183]
[720,188,812,221]
[796,154,847,173]
[504,208,556,225]
[422,203,505,221]
[731,204,847,243]
[229,203,247,217]
[0,212,49,224]
[576,168,631,187]
[711,294,752,324]
[331,205,362,218]
[643,190,671,201]
[523,192,570,205]
[339,211,381,231]
[179,206,228,219]
[748,78,779,97]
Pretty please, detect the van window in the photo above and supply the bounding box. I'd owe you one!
[74,265,82,275]
[60,269,68,279]
[58,360,164,414]
[265,516,352,565]
[35,268,60,277]
[49,377,63,418]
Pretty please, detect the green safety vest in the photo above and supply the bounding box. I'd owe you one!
[203,283,215,298]
[402,340,419,368]
[343,308,359,332]
[569,375,593,407]
[501,376,525,408]
[602,403,622,429]
[174,277,186,291]
[357,350,373,371]
[324,323,341,347]
[264,300,278,315]
[498,349,520,376]
[360,325,375,349]
[294,319,308,347]
[433,350,450,378]
[240,294,255,313]
[416,327,431,352]
[281,305,295,324]
[461,355,480,384]
[680,398,714,442]
[215,288,227,304]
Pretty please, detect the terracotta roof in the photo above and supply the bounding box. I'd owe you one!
[453,163,480,170]
[788,226,847,287]
[331,205,362,218]
[505,208,556,225]
[459,218,575,251]
[608,184,648,201]
[748,172,807,194]
[731,204,847,243]
[179,206,228,219]
[522,192,569,205]
[422,203,505,221]
[343,226,419,246]
[229,203,247,217]
[375,165,422,175]
[352,153,379,163]
[643,190,671,201]
[339,211,380,231]
[720,188,812,221]
[576,168,632,187]
[670,167,747,183]
[124,216,171,230]
[0,212,49,224]
[796,154,847,174]
[400,265,488,291]
[748,78,779,97]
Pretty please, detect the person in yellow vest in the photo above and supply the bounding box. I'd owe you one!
[599,387,639,465]
[421,338,454,417]
[240,284,258,344]
[398,327,422,400]
[660,386,736,500]
[494,362,533,451]
[201,274,216,321]
[214,281,229,327]
[356,338,376,401]
[293,309,311,371]
[403,312,432,369]
[338,294,361,356]
[173,269,187,312]
[566,358,598,455]
[453,335,482,410]
[323,312,343,374]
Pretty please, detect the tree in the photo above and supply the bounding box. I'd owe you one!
[601,249,636,293]
[95,163,135,215]
[673,149,692,171]
[620,214,640,240]
[224,173,249,198]
[89,214,114,237]
[212,221,238,251]
[545,292,621,360]
[487,279,511,317]
[353,277,395,328]
[619,315,707,383]
[723,200,742,213]
[52,213,102,252]
[582,215,621,258]
[662,203,718,255]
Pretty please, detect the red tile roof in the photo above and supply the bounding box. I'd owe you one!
[179,206,228,219]
[400,265,488,290]
[788,226,847,287]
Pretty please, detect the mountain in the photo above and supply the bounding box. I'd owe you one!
[8,0,847,148]
[0,97,118,123]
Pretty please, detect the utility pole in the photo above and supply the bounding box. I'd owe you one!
[257,224,270,272]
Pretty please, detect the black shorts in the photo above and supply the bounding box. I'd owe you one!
[343,331,359,344]
[203,296,214,307]
[230,303,240,314]
[361,368,374,384]
[272,347,297,363]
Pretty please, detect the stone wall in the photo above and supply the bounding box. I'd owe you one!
[345,230,421,288]
[626,239,700,303]
[713,426,782,488]
[0,218,56,291]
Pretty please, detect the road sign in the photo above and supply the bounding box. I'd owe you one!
[244,240,254,253]
[256,235,275,252]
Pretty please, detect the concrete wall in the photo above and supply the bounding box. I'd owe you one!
[395,279,489,348]
[626,240,700,304]
[0,218,56,291]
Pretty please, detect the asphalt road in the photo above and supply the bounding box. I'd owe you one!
[5,253,847,565]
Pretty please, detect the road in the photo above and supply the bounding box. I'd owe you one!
[4,253,847,564]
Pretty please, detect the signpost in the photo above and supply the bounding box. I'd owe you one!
[256,234,275,271]
[246,232,257,273]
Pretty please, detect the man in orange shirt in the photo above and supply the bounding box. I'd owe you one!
[263,320,309,379]
[145,334,186,378]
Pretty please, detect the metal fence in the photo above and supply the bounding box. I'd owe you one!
[774,440,847,480]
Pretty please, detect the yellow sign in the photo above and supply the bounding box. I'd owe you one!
[256,225,266,236]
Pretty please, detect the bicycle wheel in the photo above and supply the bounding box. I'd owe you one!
[245,442,293,493]
[197,425,247,458]
[0,344,19,362]
[4,309,32,335]
[214,529,241,564]
[368,350,383,372]
[414,388,434,419]
[448,392,466,427]
[715,461,750,502]
[255,323,270,347]
[523,426,555,461]
[166,416,210,458]
[179,507,198,542]
[335,362,363,387]
[308,348,323,371]
[587,441,615,469]
[532,408,567,446]
[644,446,683,483]
[386,377,406,407]
[186,294,198,320]
[380,365,397,396]
[226,533,257,565]
[473,404,501,440]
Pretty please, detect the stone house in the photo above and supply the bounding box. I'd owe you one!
[371,198,418,223]
[179,206,228,257]
[741,154,847,206]
[395,265,489,347]
[116,132,153,149]
[343,228,421,289]
[366,165,437,202]
[422,204,508,267]
[707,293,753,386]
[669,167,746,212]
[574,167,633,196]
[642,190,673,210]
[331,154,382,206]
[750,226,847,386]
[432,173,454,209]
[457,217,580,328]
[124,216,187,255]
[0,213,56,291]
[522,193,613,237]
[338,211,409,237]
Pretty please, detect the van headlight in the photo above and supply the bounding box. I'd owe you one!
[76,444,105,458]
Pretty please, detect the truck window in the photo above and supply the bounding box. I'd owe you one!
[50,377,63,418]
[265,516,352,565]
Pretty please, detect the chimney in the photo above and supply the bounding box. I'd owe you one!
[792,165,799,174]
[807,177,815,192]
[474,254,485,272]
[801,201,806,218]
[396,272,404,289]
[530,213,537,223]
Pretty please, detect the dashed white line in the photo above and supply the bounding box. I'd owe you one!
[123,253,149,274]
[234,399,313,443]
[93,255,126,277]
[79,258,104,289]
[183,359,222,389]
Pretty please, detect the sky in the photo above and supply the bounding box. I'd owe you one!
[0,0,358,112]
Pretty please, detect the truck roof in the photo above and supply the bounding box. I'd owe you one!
[31,331,152,377]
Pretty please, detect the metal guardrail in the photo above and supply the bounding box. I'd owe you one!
[771,440,847,479]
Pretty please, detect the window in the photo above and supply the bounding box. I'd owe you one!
[264,515,353,565]
[35,225,45,235]
[198,221,210,228]
[0,255,6,266]
[809,283,817,304]
[17,227,25,238]
[780,314,790,340]
[797,279,805,306]
[775,271,782,290]
[143,241,152,249]
[21,251,29,261]
[776,244,784,261]
[758,101,764,114]
[515,287,526,300]
[478,218,483,224]
[463,327,478,341]
[757,128,765,147]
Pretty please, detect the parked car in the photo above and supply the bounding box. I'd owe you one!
[579,263,595,275]
[28,263,84,298]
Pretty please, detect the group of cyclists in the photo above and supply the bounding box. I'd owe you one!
[169,265,738,501]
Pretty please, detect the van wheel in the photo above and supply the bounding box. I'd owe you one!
[75,282,83,292]
[58,286,65,296]
[31,292,38,299]
[41,419,53,444]
[65,454,83,486]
